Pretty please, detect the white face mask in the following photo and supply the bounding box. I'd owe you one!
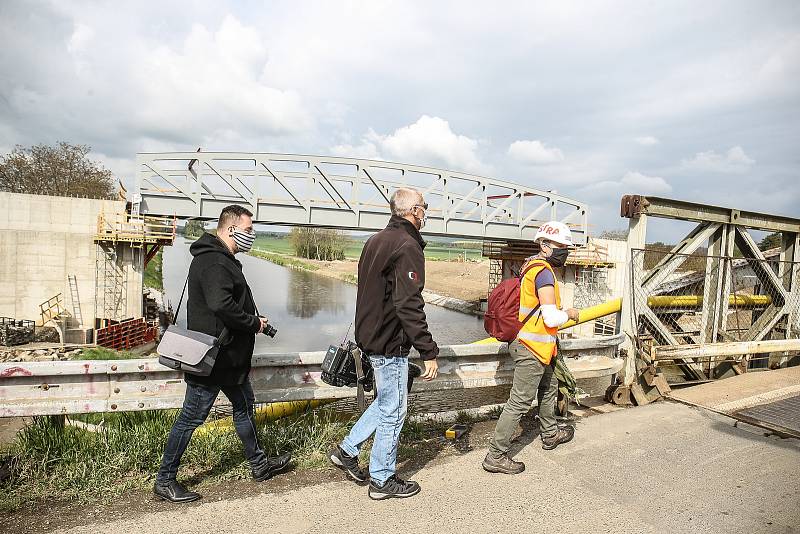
[230,227,256,253]
[413,205,427,229]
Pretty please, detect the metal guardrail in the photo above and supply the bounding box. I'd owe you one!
[0,335,623,417]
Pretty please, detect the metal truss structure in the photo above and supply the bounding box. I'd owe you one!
[617,195,800,393]
[135,152,588,243]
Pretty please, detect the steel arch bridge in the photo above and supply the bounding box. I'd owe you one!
[135,152,589,244]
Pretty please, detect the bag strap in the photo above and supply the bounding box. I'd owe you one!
[172,274,190,325]
[351,346,366,411]
[172,272,253,344]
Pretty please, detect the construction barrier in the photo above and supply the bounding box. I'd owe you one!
[0,335,624,418]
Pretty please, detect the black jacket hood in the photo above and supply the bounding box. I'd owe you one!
[190,232,238,262]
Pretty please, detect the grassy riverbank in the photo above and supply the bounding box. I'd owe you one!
[249,249,319,272]
[143,250,164,291]
[253,234,483,262]
[0,405,477,514]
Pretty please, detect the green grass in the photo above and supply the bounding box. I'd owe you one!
[143,250,164,291]
[74,347,137,360]
[0,407,354,513]
[0,399,493,513]
[248,250,319,271]
[253,235,483,261]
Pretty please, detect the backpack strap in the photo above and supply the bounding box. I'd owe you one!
[517,261,543,327]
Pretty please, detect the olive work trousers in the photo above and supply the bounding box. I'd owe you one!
[488,340,558,458]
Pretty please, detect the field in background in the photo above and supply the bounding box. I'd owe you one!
[253,234,483,261]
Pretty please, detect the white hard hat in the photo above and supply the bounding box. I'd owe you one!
[534,221,574,247]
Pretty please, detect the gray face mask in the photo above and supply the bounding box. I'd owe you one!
[230,227,256,253]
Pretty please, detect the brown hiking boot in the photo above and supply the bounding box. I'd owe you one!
[482,452,525,474]
[541,425,575,450]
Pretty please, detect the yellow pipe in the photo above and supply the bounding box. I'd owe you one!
[475,293,771,344]
[647,294,771,309]
[195,399,333,436]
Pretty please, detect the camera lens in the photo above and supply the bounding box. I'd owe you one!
[264,324,277,338]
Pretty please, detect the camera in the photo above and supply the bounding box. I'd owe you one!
[259,317,277,338]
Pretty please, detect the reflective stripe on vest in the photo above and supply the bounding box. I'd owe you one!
[517,331,558,343]
[516,259,561,365]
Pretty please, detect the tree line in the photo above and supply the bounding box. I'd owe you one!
[289,227,347,261]
[0,142,117,199]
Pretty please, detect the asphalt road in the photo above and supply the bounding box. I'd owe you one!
[59,401,800,534]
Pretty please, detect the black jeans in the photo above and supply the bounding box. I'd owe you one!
[156,379,268,483]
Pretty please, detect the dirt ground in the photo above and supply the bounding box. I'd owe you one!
[6,402,799,533]
[2,418,499,533]
[306,258,490,303]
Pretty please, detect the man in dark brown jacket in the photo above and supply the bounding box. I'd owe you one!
[329,187,439,500]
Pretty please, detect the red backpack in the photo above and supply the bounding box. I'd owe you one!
[484,263,541,342]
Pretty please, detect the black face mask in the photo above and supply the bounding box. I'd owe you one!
[546,247,570,268]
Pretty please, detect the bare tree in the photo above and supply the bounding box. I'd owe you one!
[0,142,117,199]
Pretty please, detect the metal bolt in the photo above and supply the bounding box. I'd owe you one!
[138,402,144,408]
[41,383,50,391]
[140,386,146,392]
[138,364,144,370]
[111,404,117,410]
[114,387,120,394]
[111,364,118,371]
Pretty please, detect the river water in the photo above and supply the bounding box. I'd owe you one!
[162,238,486,354]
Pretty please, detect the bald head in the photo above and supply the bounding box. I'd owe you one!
[390,187,423,217]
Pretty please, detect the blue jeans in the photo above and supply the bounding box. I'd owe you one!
[340,355,409,485]
[157,379,268,483]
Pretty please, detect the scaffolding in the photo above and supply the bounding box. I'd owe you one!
[482,238,614,299]
[93,211,176,325]
[94,243,128,324]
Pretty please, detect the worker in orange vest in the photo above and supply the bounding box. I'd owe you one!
[483,221,581,474]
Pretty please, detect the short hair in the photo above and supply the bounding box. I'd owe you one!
[217,204,253,230]
[390,187,423,217]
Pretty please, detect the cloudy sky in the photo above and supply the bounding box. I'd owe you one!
[1,1,798,238]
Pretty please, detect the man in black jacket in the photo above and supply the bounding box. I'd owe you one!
[329,187,439,500]
[154,205,290,503]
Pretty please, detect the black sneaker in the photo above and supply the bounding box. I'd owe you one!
[252,452,292,481]
[329,445,368,483]
[153,480,201,503]
[368,474,421,500]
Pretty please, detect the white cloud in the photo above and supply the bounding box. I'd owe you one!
[581,171,671,197]
[681,146,756,174]
[634,136,659,146]
[507,140,564,164]
[132,15,312,139]
[331,116,487,173]
[1,2,798,234]
[620,171,672,194]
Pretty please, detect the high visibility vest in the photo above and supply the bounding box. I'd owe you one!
[517,259,561,365]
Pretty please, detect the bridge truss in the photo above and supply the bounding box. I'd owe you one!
[135,152,588,243]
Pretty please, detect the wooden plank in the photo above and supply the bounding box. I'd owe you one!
[653,338,800,360]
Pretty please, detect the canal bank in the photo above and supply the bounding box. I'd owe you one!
[162,239,487,353]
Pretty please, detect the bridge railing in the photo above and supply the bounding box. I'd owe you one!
[0,336,622,417]
[136,152,588,243]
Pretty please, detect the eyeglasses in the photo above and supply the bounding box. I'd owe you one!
[413,203,429,211]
